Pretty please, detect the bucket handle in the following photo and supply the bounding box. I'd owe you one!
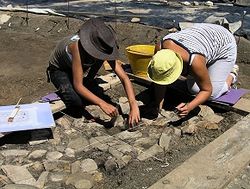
[126,48,154,56]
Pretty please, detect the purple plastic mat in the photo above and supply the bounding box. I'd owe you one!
[212,88,249,105]
[41,92,61,102]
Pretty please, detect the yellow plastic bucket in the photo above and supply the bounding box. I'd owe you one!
[126,45,155,78]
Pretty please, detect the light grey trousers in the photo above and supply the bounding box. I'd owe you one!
[186,42,237,100]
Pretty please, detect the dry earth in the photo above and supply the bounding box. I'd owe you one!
[0,11,250,106]
[0,11,249,189]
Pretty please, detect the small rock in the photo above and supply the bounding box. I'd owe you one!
[205,1,213,6]
[131,17,140,23]
[0,14,11,25]
[36,171,49,188]
[204,114,224,123]
[49,172,67,182]
[65,172,93,186]
[119,97,128,104]
[89,136,111,151]
[28,150,47,160]
[110,78,121,88]
[151,117,169,127]
[85,105,110,121]
[121,155,132,165]
[65,148,75,158]
[80,158,98,173]
[192,1,199,6]
[173,128,182,137]
[98,73,117,83]
[104,158,118,174]
[1,150,30,157]
[98,83,110,91]
[198,105,214,118]
[119,102,130,115]
[49,128,61,145]
[181,124,197,134]
[29,161,44,172]
[46,151,63,161]
[187,116,200,125]
[159,133,172,150]
[6,4,13,9]
[67,137,89,153]
[75,179,93,189]
[181,1,191,6]
[148,128,162,138]
[159,109,173,120]
[71,161,81,174]
[114,144,133,154]
[29,139,48,146]
[113,115,124,128]
[115,130,142,140]
[141,118,153,126]
[43,160,71,172]
[116,155,132,169]
[137,144,163,161]
[92,172,103,183]
[56,116,72,130]
[71,117,85,128]
[134,138,157,148]
[109,147,124,159]
[204,122,219,130]
[56,146,65,153]
[197,120,219,130]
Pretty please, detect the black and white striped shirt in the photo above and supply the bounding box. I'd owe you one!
[163,23,236,65]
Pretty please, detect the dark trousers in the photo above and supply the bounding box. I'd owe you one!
[50,68,84,108]
[47,62,103,108]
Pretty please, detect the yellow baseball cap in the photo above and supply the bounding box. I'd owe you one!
[147,49,183,85]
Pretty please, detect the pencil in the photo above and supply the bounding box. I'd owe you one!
[8,98,22,122]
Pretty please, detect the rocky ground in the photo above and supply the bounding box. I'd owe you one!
[0,79,244,188]
[0,6,249,189]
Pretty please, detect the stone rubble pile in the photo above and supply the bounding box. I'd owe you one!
[0,96,224,188]
[0,73,225,188]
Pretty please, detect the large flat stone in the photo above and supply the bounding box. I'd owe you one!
[149,114,250,189]
[1,165,36,186]
[233,98,250,113]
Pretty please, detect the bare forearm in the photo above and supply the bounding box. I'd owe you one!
[74,84,105,106]
[121,76,140,126]
[121,77,137,107]
[188,90,211,111]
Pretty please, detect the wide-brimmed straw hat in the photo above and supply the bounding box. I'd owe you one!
[147,49,183,85]
[79,18,119,61]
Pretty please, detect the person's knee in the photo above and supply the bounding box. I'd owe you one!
[66,95,83,108]
[58,84,83,108]
[210,83,229,99]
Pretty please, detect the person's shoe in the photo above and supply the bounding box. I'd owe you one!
[231,64,239,78]
[230,64,239,89]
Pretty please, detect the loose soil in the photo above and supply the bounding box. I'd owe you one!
[0,12,249,189]
[0,11,250,105]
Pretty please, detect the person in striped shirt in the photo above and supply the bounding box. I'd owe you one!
[147,23,239,117]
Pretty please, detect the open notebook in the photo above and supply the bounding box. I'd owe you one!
[211,88,249,105]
